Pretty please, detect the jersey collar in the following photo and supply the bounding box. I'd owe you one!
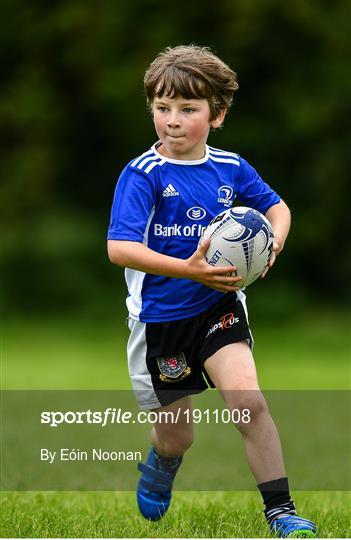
[152,141,209,165]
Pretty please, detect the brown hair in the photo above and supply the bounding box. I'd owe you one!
[144,45,239,121]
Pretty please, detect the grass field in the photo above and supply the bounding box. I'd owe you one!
[2,308,350,390]
[1,308,350,537]
[1,491,350,538]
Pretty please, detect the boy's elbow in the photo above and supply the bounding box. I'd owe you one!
[107,240,123,266]
[280,198,290,213]
[267,199,290,217]
[281,199,292,222]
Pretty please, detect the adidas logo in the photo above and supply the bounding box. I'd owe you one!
[162,184,179,197]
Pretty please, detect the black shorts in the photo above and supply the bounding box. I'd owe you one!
[127,292,252,409]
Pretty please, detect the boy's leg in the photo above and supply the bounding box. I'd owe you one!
[204,340,284,483]
[137,396,193,521]
[150,395,194,456]
[204,341,316,537]
[127,313,206,521]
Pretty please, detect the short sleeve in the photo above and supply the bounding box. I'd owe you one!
[107,167,157,242]
[235,157,280,214]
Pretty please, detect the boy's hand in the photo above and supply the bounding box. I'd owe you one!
[185,238,242,292]
[260,240,280,279]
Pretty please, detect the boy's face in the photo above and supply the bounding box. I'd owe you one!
[151,95,225,161]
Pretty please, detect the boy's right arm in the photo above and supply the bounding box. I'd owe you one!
[107,239,241,293]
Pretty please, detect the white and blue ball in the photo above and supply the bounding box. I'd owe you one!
[200,207,274,288]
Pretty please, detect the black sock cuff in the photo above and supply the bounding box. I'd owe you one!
[258,476,290,493]
[258,477,292,511]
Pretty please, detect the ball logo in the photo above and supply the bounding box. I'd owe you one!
[226,208,271,247]
[186,207,206,221]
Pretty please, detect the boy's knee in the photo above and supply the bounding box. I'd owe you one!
[224,390,269,425]
[243,393,268,421]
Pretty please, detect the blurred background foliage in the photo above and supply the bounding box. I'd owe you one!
[1,0,350,318]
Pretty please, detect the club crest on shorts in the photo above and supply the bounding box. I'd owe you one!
[157,353,191,382]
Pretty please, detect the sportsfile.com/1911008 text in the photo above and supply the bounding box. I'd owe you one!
[40,408,251,427]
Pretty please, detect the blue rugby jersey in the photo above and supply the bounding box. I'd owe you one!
[107,142,280,322]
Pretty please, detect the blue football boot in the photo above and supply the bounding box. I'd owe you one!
[270,514,317,538]
[137,446,182,521]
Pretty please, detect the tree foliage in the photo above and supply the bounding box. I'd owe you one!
[1,0,349,313]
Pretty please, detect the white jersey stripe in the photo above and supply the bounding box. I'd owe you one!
[131,149,154,167]
[137,155,160,170]
[209,149,239,159]
[209,156,240,166]
[145,159,166,174]
[125,205,155,319]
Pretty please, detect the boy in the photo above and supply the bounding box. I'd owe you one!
[107,45,316,538]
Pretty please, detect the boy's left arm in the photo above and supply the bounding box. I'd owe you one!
[261,199,291,278]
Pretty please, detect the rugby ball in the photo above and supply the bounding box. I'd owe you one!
[200,207,274,288]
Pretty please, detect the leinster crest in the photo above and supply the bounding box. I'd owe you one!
[157,353,191,383]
